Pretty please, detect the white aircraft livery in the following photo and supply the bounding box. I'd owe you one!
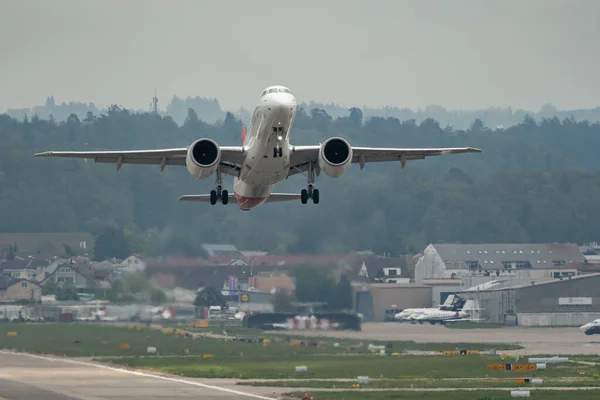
[35,86,481,211]
[580,319,600,335]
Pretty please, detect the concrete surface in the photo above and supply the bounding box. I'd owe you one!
[0,351,279,400]
[272,323,600,355]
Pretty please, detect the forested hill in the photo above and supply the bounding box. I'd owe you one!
[1,106,600,255]
[6,95,600,130]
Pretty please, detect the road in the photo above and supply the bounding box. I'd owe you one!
[0,351,279,400]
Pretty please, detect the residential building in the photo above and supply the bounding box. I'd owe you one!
[202,244,242,257]
[0,278,42,302]
[117,255,146,273]
[41,263,101,292]
[350,257,409,284]
[248,271,295,294]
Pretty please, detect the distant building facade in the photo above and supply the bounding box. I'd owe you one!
[415,243,585,283]
[0,278,42,302]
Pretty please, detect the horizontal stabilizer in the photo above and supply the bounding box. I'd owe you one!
[179,193,302,203]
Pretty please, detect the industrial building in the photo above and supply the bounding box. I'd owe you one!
[353,283,431,322]
[415,243,584,282]
[459,272,600,326]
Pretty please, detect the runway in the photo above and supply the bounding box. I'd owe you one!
[274,323,600,355]
[0,351,278,400]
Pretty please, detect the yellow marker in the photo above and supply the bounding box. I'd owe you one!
[7,332,17,337]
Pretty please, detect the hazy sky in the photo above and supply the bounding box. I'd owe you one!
[1,0,599,113]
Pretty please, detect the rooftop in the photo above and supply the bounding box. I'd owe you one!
[430,243,585,269]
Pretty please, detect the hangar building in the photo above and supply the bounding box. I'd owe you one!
[459,273,600,326]
[415,243,584,282]
[353,283,431,322]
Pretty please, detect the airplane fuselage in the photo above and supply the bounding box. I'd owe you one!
[233,86,296,210]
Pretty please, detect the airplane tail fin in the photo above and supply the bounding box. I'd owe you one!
[242,124,247,144]
[461,300,475,313]
[441,295,455,308]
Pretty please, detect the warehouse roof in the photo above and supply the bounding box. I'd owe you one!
[459,272,600,293]
[431,243,585,269]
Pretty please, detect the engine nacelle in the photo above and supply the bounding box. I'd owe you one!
[318,137,353,178]
[186,138,221,179]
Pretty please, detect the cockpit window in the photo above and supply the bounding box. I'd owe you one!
[262,87,291,96]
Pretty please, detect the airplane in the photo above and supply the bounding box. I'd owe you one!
[580,319,600,335]
[395,294,465,321]
[413,299,477,325]
[34,85,482,211]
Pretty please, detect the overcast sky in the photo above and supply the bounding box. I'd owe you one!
[1,0,599,113]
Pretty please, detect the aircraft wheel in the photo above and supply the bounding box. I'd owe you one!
[222,190,229,205]
[210,190,218,205]
[301,189,308,204]
[312,189,320,204]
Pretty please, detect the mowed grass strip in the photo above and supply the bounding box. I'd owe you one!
[103,354,600,380]
[0,323,353,358]
[0,322,519,359]
[239,376,600,389]
[284,390,600,400]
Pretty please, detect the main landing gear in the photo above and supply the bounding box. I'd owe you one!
[210,169,228,205]
[300,162,319,204]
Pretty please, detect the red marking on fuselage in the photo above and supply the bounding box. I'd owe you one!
[241,125,247,144]
[234,192,267,210]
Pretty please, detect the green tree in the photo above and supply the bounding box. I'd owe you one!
[332,274,354,311]
[291,264,336,305]
[194,286,227,308]
[42,279,58,295]
[273,288,296,312]
[56,282,79,301]
[93,227,130,261]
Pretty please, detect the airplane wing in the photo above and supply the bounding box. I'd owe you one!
[288,145,481,176]
[34,147,245,176]
[179,193,301,203]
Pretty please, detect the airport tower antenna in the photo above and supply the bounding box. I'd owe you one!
[150,89,159,114]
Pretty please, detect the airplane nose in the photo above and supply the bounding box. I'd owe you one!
[265,93,296,109]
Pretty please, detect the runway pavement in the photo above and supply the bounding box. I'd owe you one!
[0,351,280,400]
[274,323,600,355]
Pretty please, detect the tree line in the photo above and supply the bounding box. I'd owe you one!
[1,107,600,256]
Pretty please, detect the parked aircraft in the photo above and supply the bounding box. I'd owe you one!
[394,295,465,321]
[413,299,477,325]
[35,86,481,210]
[580,319,600,335]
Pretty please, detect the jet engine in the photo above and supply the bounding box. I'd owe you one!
[186,138,221,179]
[318,137,353,178]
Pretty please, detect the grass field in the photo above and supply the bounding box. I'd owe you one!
[284,390,600,400]
[241,376,600,389]
[0,322,520,358]
[105,352,600,380]
[1,322,598,394]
